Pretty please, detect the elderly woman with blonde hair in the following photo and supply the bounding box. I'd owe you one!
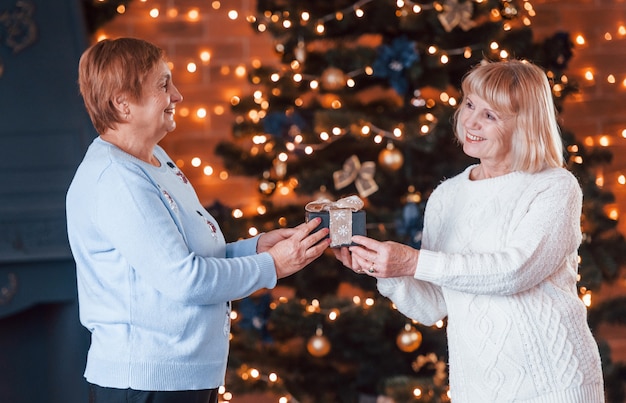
[335,59,605,403]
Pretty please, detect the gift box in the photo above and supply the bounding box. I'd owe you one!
[305,195,367,248]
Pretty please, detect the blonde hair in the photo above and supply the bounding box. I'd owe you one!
[454,59,564,172]
[78,37,164,135]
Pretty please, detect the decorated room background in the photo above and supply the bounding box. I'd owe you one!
[0,0,626,403]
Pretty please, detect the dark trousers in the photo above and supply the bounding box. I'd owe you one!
[88,383,219,403]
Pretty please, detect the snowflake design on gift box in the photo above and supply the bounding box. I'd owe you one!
[337,224,350,237]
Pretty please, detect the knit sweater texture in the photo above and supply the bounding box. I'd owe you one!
[66,137,277,391]
[377,165,604,402]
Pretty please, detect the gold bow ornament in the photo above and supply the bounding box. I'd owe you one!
[438,0,475,33]
[333,155,379,198]
[305,195,366,247]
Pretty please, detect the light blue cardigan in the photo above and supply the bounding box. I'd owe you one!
[66,137,276,390]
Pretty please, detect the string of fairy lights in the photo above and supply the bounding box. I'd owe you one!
[97,0,626,202]
[95,0,625,401]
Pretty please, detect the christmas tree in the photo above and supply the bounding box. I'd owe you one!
[206,0,626,402]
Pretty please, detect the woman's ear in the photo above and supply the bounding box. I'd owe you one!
[113,93,130,118]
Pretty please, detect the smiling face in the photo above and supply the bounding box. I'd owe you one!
[129,60,183,141]
[458,93,514,170]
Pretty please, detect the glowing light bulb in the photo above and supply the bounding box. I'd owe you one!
[187,8,199,21]
[234,65,246,77]
[582,291,592,307]
[199,50,211,63]
[599,135,610,147]
[196,108,207,119]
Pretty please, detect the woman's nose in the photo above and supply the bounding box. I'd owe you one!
[463,110,479,128]
[171,85,183,103]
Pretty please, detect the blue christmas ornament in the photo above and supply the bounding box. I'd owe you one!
[372,36,419,95]
[237,292,273,343]
[263,111,307,139]
[396,201,424,249]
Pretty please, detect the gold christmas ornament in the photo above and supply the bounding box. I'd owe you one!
[396,323,422,352]
[307,327,331,357]
[378,142,404,171]
[321,67,346,91]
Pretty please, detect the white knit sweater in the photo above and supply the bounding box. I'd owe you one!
[377,165,604,403]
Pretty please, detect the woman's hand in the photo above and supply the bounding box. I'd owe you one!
[257,228,298,253]
[268,218,330,279]
[335,235,420,278]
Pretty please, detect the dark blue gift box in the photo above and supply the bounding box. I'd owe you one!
[306,210,366,248]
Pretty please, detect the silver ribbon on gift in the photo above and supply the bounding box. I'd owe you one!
[305,195,364,247]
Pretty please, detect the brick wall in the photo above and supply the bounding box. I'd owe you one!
[98,0,276,212]
[533,0,626,237]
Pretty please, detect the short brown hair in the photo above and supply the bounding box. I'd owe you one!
[78,37,164,134]
[454,60,564,173]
